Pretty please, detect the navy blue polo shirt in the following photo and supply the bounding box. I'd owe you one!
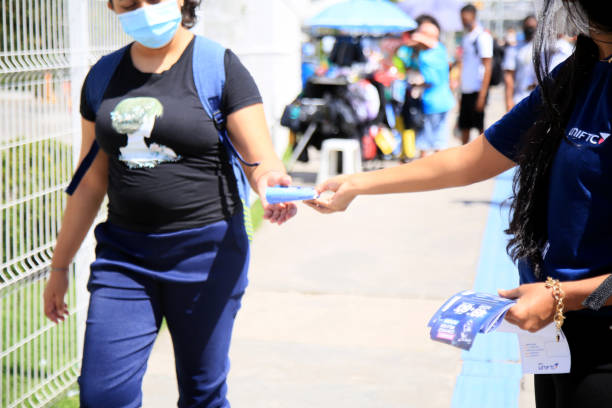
[485,59,612,283]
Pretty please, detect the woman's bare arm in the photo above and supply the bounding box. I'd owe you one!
[308,134,515,213]
[45,119,108,323]
[50,119,108,269]
[499,274,612,332]
[226,103,296,224]
[226,104,287,188]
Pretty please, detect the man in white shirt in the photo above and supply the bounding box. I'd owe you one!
[458,4,493,145]
[503,15,538,112]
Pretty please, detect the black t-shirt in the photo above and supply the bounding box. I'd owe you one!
[80,37,262,233]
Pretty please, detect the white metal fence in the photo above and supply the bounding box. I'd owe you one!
[1,1,127,406]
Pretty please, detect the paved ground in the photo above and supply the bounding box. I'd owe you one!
[142,87,537,407]
[144,180,492,408]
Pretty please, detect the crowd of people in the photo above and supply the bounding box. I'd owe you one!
[291,4,576,163]
[400,4,577,154]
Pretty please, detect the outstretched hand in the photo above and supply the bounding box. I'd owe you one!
[304,174,358,214]
[256,171,297,225]
[498,282,556,333]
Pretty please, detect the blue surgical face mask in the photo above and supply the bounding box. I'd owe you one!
[118,0,182,49]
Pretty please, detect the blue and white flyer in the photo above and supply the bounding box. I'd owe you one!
[428,290,571,374]
[428,290,515,351]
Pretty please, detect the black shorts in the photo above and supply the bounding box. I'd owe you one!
[459,92,485,131]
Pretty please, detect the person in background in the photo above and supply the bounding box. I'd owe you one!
[503,15,538,111]
[458,3,493,145]
[409,15,455,157]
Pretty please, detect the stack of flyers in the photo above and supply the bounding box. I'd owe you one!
[428,290,515,351]
[428,290,572,374]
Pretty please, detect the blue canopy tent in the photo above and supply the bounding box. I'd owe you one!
[306,0,418,36]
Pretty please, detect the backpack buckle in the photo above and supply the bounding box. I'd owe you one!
[212,110,226,131]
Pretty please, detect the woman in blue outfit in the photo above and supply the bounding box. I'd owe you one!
[308,1,612,406]
[43,1,296,407]
[409,16,455,157]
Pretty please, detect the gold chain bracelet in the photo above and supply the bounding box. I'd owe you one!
[545,277,566,342]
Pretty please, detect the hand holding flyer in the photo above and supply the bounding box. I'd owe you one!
[428,291,515,351]
[428,290,571,374]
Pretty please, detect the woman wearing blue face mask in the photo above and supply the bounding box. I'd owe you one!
[43,1,296,407]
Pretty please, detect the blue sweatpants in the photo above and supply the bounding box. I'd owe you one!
[78,212,249,408]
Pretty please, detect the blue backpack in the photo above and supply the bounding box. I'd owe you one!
[66,36,258,241]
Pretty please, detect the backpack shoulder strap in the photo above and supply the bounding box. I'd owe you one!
[472,32,481,58]
[86,45,130,113]
[66,45,129,195]
[193,36,259,242]
[192,36,260,192]
[192,36,226,130]
[193,36,259,192]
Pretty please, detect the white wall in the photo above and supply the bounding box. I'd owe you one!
[194,1,306,155]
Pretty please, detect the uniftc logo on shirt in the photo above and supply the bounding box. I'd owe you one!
[568,127,610,145]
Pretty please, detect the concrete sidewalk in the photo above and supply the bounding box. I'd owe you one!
[142,176,533,407]
[226,184,495,408]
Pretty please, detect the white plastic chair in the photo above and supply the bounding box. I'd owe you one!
[316,138,362,185]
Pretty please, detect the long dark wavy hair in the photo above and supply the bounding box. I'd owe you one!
[109,0,202,28]
[506,0,611,278]
[180,0,202,28]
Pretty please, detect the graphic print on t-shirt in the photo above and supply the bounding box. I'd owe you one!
[79,41,262,232]
[110,97,181,168]
[567,127,611,146]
